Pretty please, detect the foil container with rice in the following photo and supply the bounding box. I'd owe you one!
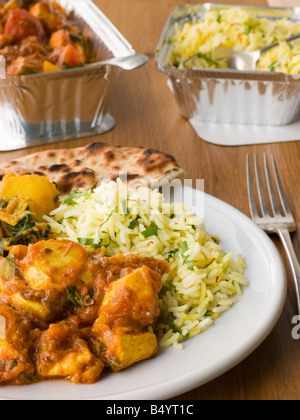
[0,0,148,151]
[156,3,300,126]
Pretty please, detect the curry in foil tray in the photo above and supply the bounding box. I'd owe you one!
[169,7,300,75]
[0,0,93,75]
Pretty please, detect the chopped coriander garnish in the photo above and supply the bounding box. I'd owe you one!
[167,313,181,333]
[246,25,252,35]
[163,248,179,262]
[78,231,111,249]
[62,189,90,206]
[179,241,215,271]
[180,332,190,343]
[269,60,278,72]
[128,219,138,230]
[179,241,196,271]
[165,280,177,290]
[66,286,85,307]
[196,52,219,67]
[141,221,158,238]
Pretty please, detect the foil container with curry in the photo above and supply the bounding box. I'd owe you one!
[156,3,300,126]
[0,0,147,151]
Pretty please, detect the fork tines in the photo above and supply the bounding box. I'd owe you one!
[246,154,296,232]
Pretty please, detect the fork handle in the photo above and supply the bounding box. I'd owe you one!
[277,228,300,316]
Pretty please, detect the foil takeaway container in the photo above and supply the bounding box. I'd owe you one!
[0,0,147,151]
[156,3,300,126]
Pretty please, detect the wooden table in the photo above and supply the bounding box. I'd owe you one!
[1,0,300,400]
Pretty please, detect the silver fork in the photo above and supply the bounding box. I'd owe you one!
[246,154,300,315]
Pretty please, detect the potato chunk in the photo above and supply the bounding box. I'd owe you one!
[20,239,92,291]
[0,172,59,220]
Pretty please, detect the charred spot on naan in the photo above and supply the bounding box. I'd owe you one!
[136,149,180,173]
[55,169,96,195]
[85,142,110,157]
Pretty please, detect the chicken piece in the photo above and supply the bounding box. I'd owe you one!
[90,251,170,281]
[20,239,93,292]
[33,320,104,384]
[6,55,43,75]
[92,323,157,372]
[0,252,68,325]
[0,302,34,384]
[8,244,28,261]
[18,36,48,58]
[91,266,161,371]
[0,272,66,325]
[97,266,161,329]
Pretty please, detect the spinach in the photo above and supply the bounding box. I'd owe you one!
[78,231,111,249]
[11,213,35,239]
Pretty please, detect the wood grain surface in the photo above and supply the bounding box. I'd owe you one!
[1,0,300,400]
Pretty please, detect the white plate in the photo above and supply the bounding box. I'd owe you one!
[0,189,286,400]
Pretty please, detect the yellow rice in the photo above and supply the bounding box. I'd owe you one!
[168,7,300,74]
[44,180,249,350]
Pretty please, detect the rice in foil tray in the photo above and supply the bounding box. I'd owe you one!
[169,7,300,75]
[44,180,248,350]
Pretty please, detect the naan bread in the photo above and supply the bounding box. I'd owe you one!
[0,142,186,195]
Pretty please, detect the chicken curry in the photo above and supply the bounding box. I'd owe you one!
[0,240,170,384]
[0,172,170,385]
